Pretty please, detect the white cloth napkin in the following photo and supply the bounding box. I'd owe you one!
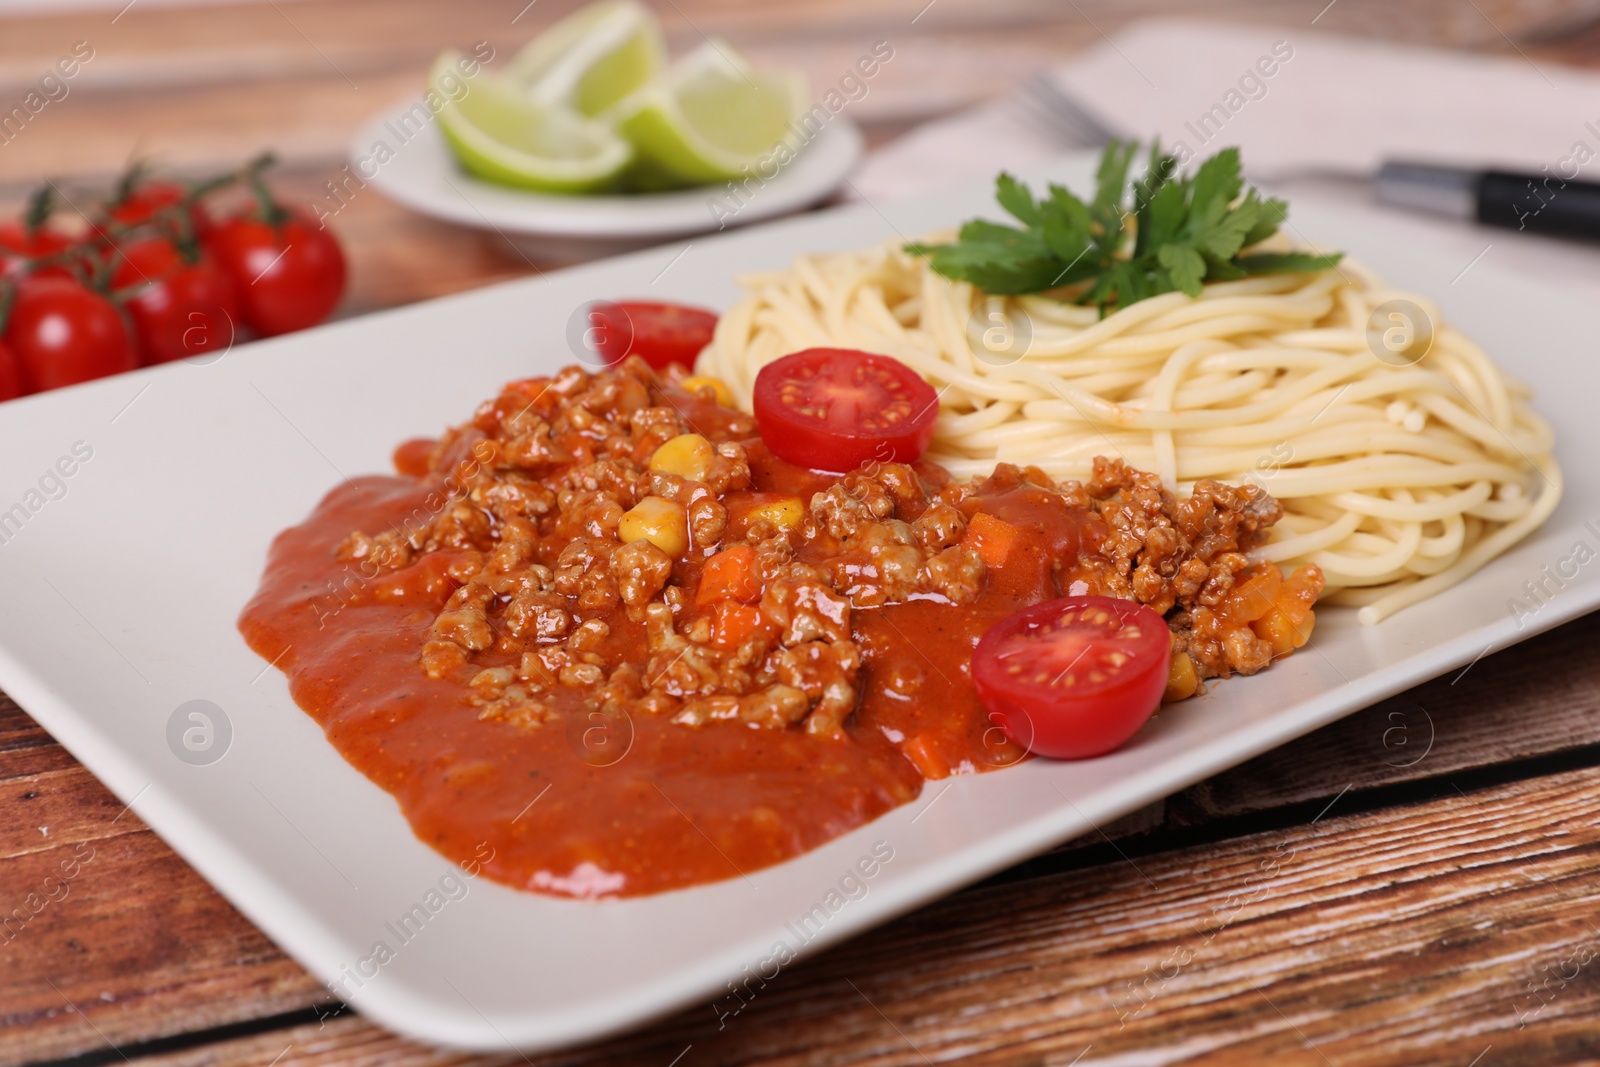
[852,20,1600,299]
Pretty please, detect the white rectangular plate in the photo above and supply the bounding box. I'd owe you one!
[0,152,1594,1052]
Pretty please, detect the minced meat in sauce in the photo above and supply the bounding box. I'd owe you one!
[239,358,1321,898]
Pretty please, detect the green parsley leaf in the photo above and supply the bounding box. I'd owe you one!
[906,141,1342,312]
[994,173,1042,227]
[1235,251,1343,275]
[1157,243,1206,297]
[905,217,1064,295]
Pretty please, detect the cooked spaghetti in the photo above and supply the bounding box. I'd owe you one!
[697,240,1561,623]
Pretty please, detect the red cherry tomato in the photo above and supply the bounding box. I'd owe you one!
[751,348,939,472]
[5,277,137,392]
[972,595,1171,760]
[0,222,78,281]
[97,180,210,240]
[206,207,346,337]
[111,237,238,365]
[589,300,718,371]
[0,338,24,401]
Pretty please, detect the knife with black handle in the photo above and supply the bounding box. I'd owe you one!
[1375,161,1600,241]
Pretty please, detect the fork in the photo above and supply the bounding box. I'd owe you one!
[1012,72,1119,151]
[1012,71,1365,188]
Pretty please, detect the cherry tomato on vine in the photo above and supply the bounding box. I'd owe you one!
[972,595,1171,760]
[4,277,137,392]
[588,301,718,371]
[0,338,24,401]
[0,222,78,281]
[111,237,238,365]
[206,206,345,337]
[97,180,210,240]
[751,348,939,472]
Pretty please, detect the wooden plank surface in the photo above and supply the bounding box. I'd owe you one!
[3,0,1600,1064]
[28,762,1600,1067]
[6,611,1600,1065]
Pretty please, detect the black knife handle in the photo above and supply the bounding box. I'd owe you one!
[1477,170,1600,241]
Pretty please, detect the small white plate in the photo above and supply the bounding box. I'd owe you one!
[350,97,864,262]
[0,152,1593,1053]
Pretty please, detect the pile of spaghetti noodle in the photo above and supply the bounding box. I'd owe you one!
[697,239,1561,623]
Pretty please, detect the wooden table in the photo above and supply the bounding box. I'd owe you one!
[4,2,1600,1064]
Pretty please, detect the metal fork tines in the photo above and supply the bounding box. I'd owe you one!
[1013,72,1120,150]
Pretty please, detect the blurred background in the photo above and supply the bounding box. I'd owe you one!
[5,0,1600,320]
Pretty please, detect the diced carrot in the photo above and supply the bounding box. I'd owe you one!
[696,544,763,606]
[503,377,556,410]
[962,512,1019,569]
[1250,564,1324,657]
[392,437,437,477]
[901,734,950,779]
[1223,565,1283,626]
[710,601,763,650]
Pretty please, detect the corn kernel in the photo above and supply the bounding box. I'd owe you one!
[649,433,715,482]
[750,496,805,532]
[619,496,688,557]
[1163,652,1198,703]
[1252,607,1315,659]
[680,375,734,408]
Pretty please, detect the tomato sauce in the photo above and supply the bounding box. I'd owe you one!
[238,360,1307,899]
[238,445,1097,898]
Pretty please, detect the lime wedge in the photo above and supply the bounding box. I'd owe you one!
[432,51,631,194]
[613,41,807,184]
[508,0,665,117]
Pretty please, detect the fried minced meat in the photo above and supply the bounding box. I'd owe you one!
[337,360,1322,736]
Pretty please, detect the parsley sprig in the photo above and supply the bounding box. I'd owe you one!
[905,142,1341,312]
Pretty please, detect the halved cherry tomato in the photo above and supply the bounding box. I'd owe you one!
[206,206,345,337]
[0,338,24,401]
[589,300,717,371]
[5,277,137,392]
[972,595,1170,759]
[752,348,939,472]
[111,237,238,365]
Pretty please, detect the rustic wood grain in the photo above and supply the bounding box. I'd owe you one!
[1175,609,1600,826]
[0,694,329,1065]
[3,0,1597,189]
[4,0,1599,315]
[0,0,1094,188]
[6,609,1599,1065]
[65,764,1600,1067]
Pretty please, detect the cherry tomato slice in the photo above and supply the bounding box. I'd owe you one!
[4,277,137,392]
[588,301,718,371]
[972,595,1171,759]
[752,348,939,472]
[111,237,238,365]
